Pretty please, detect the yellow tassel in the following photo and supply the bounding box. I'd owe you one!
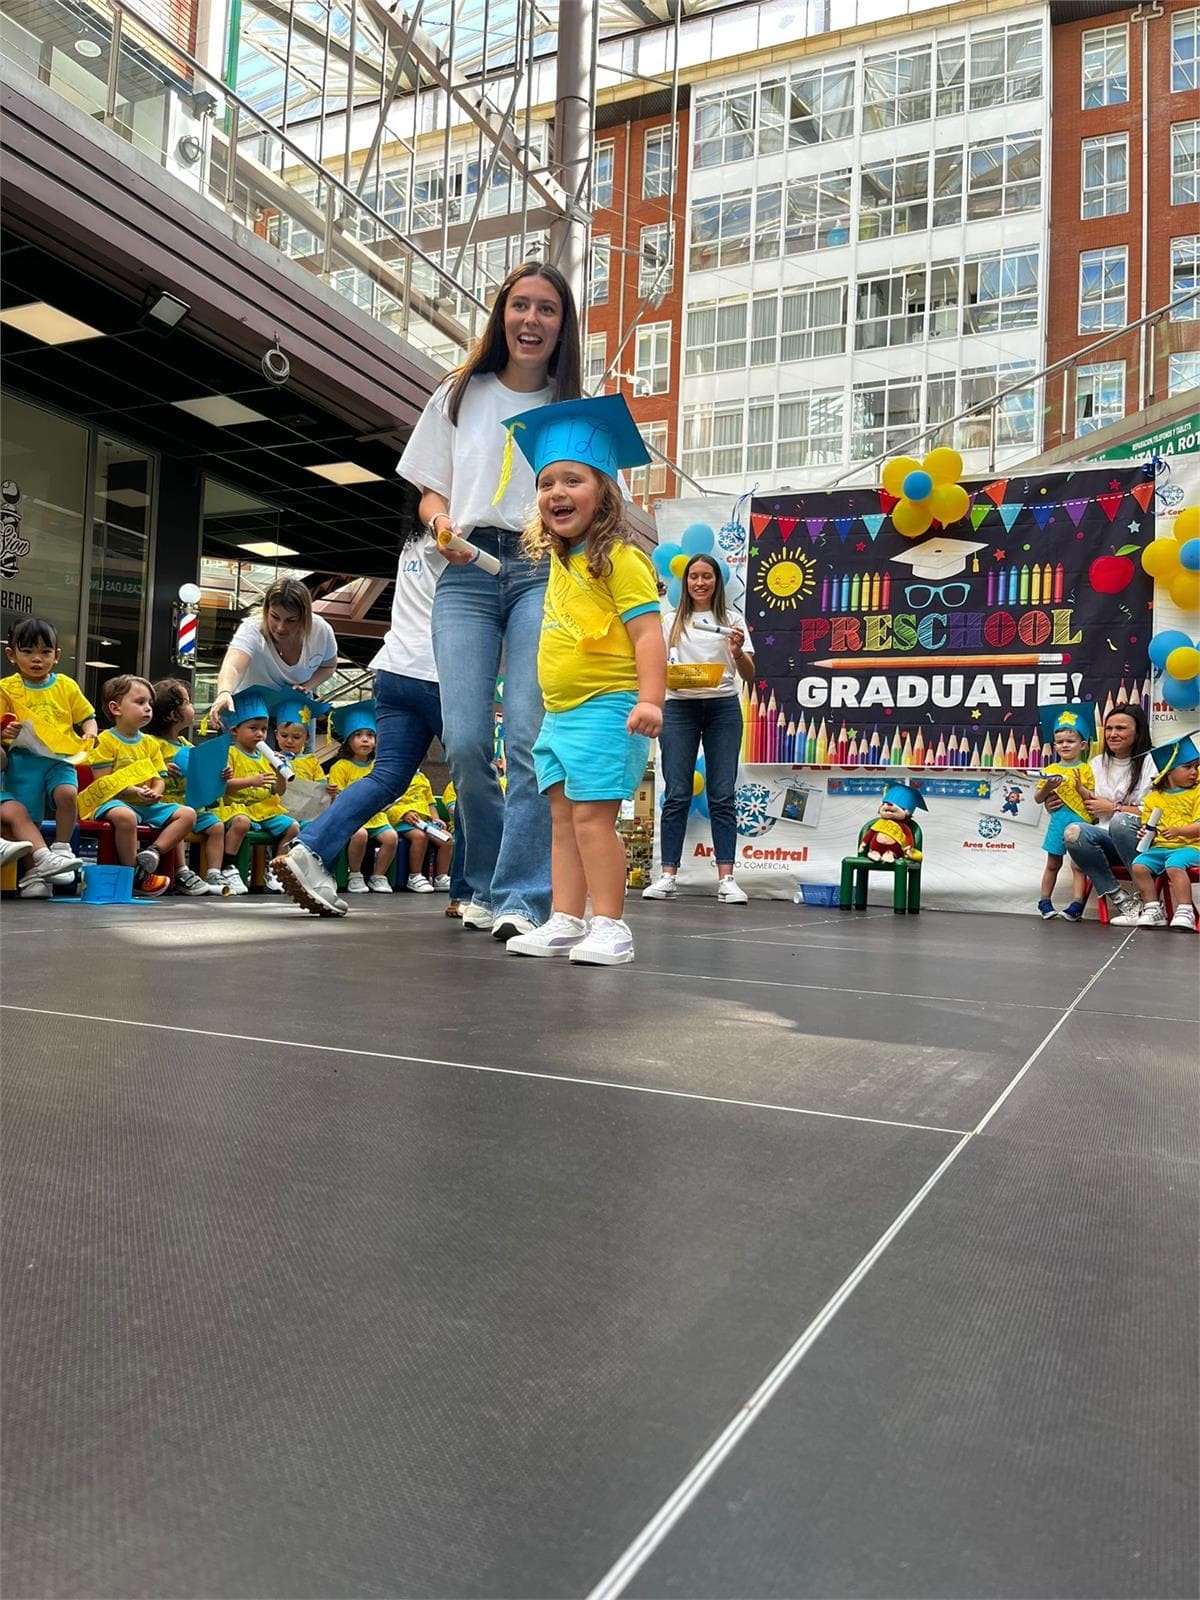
[491,422,525,506]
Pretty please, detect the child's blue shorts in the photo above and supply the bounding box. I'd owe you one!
[93,798,181,828]
[5,750,77,820]
[533,691,649,802]
[1133,845,1200,873]
[243,812,297,840]
[1042,806,1088,856]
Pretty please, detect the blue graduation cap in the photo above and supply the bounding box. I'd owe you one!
[883,782,928,813]
[499,393,650,486]
[184,734,233,810]
[261,687,332,729]
[1038,702,1096,747]
[1149,730,1200,775]
[225,687,271,728]
[331,699,377,741]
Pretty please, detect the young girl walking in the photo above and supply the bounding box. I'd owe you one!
[503,394,665,967]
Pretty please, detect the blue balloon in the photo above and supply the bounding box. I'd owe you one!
[665,578,682,608]
[652,542,681,576]
[1148,630,1194,670]
[1180,538,1200,572]
[902,470,933,501]
[681,523,715,555]
[1160,673,1200,711]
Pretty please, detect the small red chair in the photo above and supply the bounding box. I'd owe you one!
[75,765,177,886]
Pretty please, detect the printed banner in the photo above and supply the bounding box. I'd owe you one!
[743,465,1155,768]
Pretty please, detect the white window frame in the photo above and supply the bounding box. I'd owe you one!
[965,132,1041,220]
[777,388,844,470]
[634,322,672,396]
[584,332,608,393]
[1168,352,1200,395]
[689,190,753,271]
[638,222,673,298]
[630,421,669,501]
[1081,133,1128,218]
[862,43,932,131]
[968,21,1042,110]
[592,141,615,209]
[1078,246,1127,333]
[681,400,746,479]
[962,246,1040,335]
[1171,121,1200,207]
[1171,236,1200,320]
[590,236,610,307]
[759,62,855,151]
[780,169,853,255]
[1074,362,1125,436]
[859,152,929,240]
[935,40,965,116]
[693,86,755,168]
[850,377,923,460]
[643,125,674,199]
[684,296,748,376]
[855,265,932,351]
[1082,24,1128,108]
[1173,9,1200,92]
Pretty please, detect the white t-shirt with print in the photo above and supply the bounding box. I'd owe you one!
[662,607,753,699]
[397,372,552,536]
[370,536,439,683]
[228,614,338,690]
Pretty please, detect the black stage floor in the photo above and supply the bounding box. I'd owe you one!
[1,893,1196,1599]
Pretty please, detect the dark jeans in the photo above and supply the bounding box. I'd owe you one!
[302,671,442,866]
[659,695,743,869]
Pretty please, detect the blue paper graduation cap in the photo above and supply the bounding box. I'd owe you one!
[225,687,271,728]
[261,687,332,729]
[1149,730,1200,775]
[499,393,650,487]
[184,734,233,810]
[331,699,376,741]
[1037,702,1096,747]
[882,782,928,814]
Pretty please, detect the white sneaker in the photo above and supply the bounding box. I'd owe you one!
[263,869,284,892]
[406,873,434,893]
[49,840,81,884]
[461,902,494,931]
[17,877,51,899]
[433,875,452,891]
[507,912,588,957]
[1137,902,1167,927]
[22,846,84,884]
[368,875,393,893]
[0,838,32,869]
[346,871,369,893]
[717,877,748,904]
[569,915,635,966]
[1170,905,1197,931]
[641,874,677,900]
[205,869,230,897]
[271,841,346,917]
[1105,887,1142,922]
[222,865,249,896]
[492,912,536,941]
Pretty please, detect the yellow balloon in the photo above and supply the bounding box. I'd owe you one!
[892,498,934,538]
[922,447,963,486]
[1165,645,1200,682]
[692,770,704,796]
[1142,540,1181,579]
[1169,569,1200,610]
[882,456,921,498]
[928,482,970,526]
[1174,506,1200,544]
[669,553,688,578]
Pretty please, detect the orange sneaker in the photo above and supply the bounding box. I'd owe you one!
[134,871,171,898]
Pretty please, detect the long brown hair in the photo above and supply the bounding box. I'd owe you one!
[668,555,729,649]
[445,262,582,425]
[522,469,626,580]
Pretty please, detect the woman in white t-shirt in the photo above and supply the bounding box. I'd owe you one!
[643,554,755,905]
[209,577,338,730]
[1061,701,1156,920]
[397,261,583,942]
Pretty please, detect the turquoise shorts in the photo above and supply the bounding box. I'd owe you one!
[1133,845,1200,873]
[5,750,77,820]
[193,809,221,834]
[94,798,181,828]
[366,823,395,837]
[533,691,649,802]
[246,812,297,841]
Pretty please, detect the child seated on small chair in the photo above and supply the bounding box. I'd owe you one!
[213,689,299,895]
[387,768,451,893]
[149,677,227,896]
[1,791,83,897]
[328,702,397,893]
[1111,731,1200,931]
[1033,704,1095,921]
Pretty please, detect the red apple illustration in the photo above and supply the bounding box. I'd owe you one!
[1088,544,1138,595]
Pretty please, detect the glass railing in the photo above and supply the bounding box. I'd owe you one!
[0,0,485,366]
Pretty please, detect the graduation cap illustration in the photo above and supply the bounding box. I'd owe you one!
[889,536,986,582]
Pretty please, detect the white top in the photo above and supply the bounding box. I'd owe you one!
[228,614,338,690]
[397,372,552,535]
[370,535,440,683]
[662,607,754,699]
[1090,751,1156,811]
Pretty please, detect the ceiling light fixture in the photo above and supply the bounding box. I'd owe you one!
[84,658,121,669]
[73,38,102,57]
[142,290,190,330]
[173,396,269,427]
[0,302,104,344]
[305,462,384,485]
[237,541,299,559]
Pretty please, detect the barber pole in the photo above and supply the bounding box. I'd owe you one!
[176,607,197,665]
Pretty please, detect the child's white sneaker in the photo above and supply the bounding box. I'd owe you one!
[641,874,677,900]
[205,869,230,896]
[368,874,392,893]
[175,865,209,896]
[222,866,249,896]
[1170,904,1197,931]
[0,838,32,869]
[1137,902,1167,927]
[433,874,452,891]
[507,912,589,958]
[17,877,51,899]
[49,840,81,883]
[406,873,434,892]
[346,871,369,893]
[717,877,748,904]
[569,915,635,965]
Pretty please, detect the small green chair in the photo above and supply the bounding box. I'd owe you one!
[839,822,923,915]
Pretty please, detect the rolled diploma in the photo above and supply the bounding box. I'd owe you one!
[437,528,502,575]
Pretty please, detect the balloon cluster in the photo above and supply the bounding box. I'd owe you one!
[1149,629,1200,711]
[882,447,970,539]
[652,523,729,608]
[1141,507,1200,611]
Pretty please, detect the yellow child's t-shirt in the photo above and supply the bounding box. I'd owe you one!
[1143,781,1200,833]
[77,728,168,819]
[218,745,289,822]
[289,753,327,784]
[0,671,94,755]
[328,758,390,831]
[387,771,435,828]
[537,541,661,713]
[1041,759,1095,821]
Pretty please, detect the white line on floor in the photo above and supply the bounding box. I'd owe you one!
[0,1005,969,1138]
[622,966,1064,1011]
[582,930,1136,1600]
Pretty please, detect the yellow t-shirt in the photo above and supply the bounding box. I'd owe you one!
[537,541,660,713]
[289,753,327,784]
[218,744,289,822]
[328,758,390,831]
[387,771,435,828]
[76,728,167,819]
[0,671,94,755]
[1143,781,1200,833]
[158,735,192,805]
[1042,759,1095,821]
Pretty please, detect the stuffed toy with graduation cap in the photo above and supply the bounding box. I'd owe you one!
[862,782,927,863]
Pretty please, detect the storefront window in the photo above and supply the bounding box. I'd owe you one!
[81,437,154,707]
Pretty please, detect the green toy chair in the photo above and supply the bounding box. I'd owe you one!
[839,822,923,914]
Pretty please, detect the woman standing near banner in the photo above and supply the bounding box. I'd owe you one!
[1060,702,1155,919]
[643,553,755,905]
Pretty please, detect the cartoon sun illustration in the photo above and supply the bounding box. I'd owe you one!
[754,550,815,610]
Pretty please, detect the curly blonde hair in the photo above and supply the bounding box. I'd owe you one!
[521,469,627,579]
